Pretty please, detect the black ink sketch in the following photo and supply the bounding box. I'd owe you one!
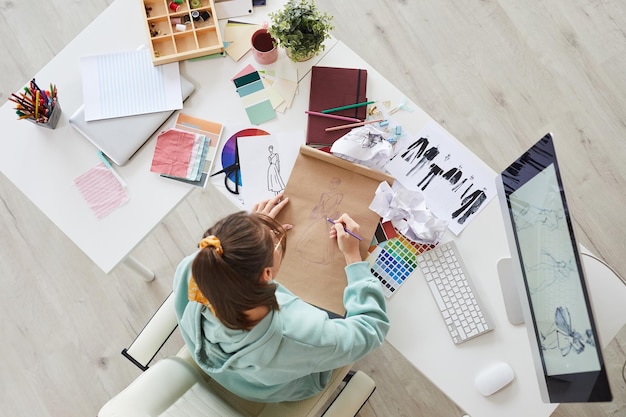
[452,175,473,193]
[406,145,439,176]
[417,163,444,191]
[451,187,487,224]
[266,145,285,196]
[540,306,594,356]
[399,137,429,162]
[527,250,576,294]
[295,177,344,264]
[460,180,474,199]
[442,165,463,185]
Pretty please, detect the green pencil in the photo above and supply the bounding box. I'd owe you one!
[320,100,375,114]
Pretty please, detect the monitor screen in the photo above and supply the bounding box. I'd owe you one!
[497,133,612,403]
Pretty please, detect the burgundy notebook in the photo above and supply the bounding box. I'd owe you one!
[305,66,368,146]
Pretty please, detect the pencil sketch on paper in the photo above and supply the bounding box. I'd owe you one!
[295,177,344,264]
[266,145,286,195]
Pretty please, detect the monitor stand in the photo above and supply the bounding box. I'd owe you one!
[497,258,525,325]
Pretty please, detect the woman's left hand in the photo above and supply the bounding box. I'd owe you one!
[252,193,292,230]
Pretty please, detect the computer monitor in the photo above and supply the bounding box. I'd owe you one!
[495,133,612,403]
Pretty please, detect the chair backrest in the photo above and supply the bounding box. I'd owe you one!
[122,292,178,371]
[106,292,375,417]
[99,357,249,417]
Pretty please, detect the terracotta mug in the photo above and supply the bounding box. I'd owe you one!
[251,28,278,65]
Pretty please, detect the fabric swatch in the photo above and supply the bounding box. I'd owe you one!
[150,128,197,177]
[75,163,129,219]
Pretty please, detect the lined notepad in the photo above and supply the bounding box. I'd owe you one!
[80,49,182,121]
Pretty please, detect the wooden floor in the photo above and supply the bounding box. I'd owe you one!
[2,0,626,416]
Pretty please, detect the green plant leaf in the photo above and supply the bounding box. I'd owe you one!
[268,0,334,62]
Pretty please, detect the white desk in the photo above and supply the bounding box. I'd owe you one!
[2,2,625,416]
[0,0,334,275]
[315,42,626,417]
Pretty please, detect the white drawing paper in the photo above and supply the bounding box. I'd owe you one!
[385,121,496,235]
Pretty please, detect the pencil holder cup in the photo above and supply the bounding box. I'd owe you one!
[251,28,278,65]
[28,102,62,129]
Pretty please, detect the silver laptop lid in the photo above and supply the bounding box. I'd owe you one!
[69,75,195,166]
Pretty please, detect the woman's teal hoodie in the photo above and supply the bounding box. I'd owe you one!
[173,252,389,402]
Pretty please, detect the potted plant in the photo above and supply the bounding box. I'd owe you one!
[268,0,334,62]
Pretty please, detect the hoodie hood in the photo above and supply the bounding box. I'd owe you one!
[179,300,283,374]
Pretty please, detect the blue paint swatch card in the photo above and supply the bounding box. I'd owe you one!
[233,68,276,125]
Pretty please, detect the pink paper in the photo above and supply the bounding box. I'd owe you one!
[231,64,257,81]
[75,163,129,219]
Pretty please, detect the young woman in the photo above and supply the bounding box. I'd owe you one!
[172,193,389,402]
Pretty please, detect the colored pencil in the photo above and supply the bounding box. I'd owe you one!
[326,218,363,241]
[35,90,40,120]
[320,100,375,114]
[305,110,361,122]
[12,79,58,123]
[324,118,384,132]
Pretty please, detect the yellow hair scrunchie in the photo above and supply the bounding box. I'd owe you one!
[199,235,223,256]
[188,275,217,316]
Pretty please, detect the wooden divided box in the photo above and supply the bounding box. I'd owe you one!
[143,0,224,65]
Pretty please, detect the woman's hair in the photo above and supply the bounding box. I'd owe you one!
[191,211,287,330]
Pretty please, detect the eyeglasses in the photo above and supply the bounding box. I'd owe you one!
[272,230,285,258]
[274,234,284,253]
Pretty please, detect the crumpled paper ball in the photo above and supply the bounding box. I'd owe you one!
[330,125,393,170]
[369,181,447,243]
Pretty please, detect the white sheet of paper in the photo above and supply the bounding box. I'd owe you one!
[80,49,182,121]
[385,121,496,235]
[238,131,302,210]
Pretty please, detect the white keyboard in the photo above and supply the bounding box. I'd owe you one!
[416,241,494,344]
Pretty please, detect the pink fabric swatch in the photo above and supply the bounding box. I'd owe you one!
[150,128,196,177]
[75,163,129,219]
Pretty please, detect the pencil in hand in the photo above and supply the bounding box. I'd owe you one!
[326,217,363,240]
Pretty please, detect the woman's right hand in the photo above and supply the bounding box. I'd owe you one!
[329,213,362,265]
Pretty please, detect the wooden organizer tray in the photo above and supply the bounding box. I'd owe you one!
[143,0,224,65]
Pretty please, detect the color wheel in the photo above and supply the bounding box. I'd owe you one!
[221,128,270,186]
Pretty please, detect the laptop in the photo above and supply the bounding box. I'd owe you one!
[69,75,195,166]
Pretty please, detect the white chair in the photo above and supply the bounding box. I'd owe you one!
[98,293,376,417]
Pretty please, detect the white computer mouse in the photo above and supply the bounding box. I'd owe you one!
[474,361,515,396]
